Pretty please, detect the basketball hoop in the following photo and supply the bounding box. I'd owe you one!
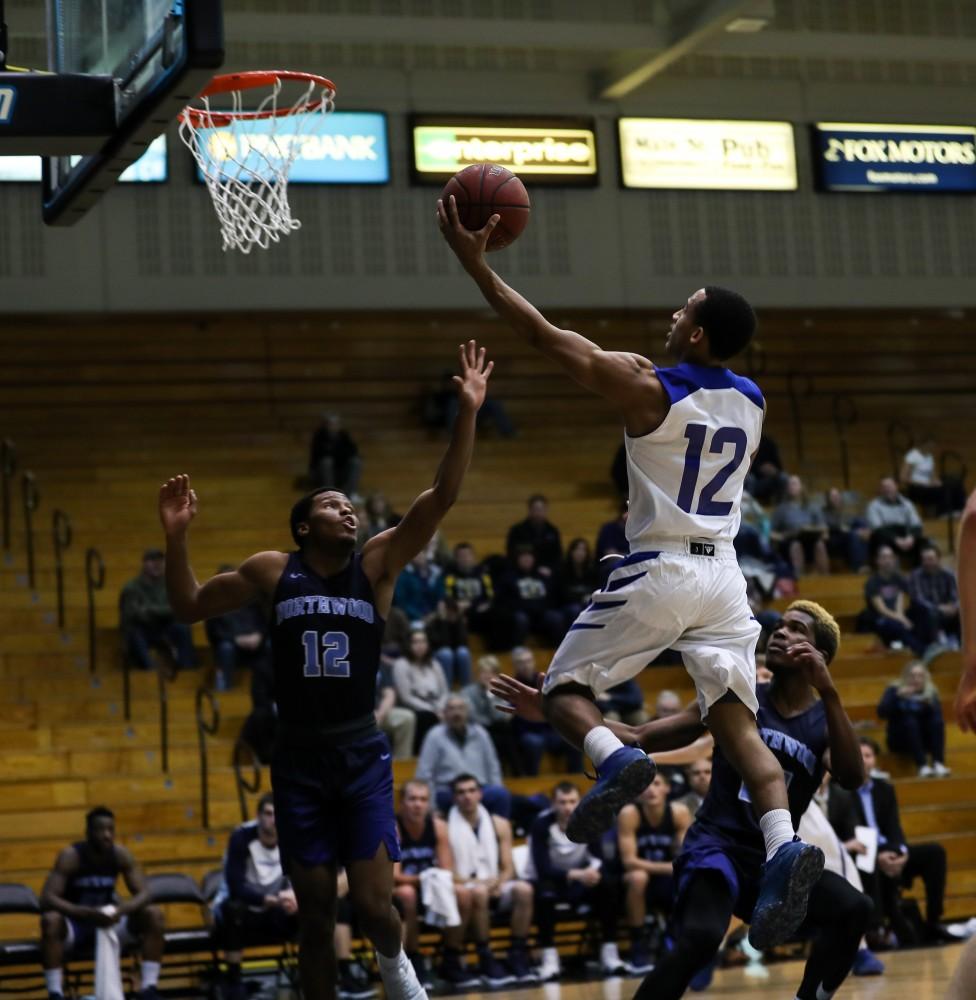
[178,71,336,253]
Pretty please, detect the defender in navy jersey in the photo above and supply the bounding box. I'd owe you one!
[439,198,826,951]
[159,341,493,1000]
[491,601,871,1000]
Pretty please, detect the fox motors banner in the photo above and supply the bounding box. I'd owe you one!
[814,123,976,192]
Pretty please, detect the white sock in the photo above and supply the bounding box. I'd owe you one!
[583,726,625,768]
[141,961,160,989]
[44,969,63,996]
[758,808,794,860]
[376,948,405,974]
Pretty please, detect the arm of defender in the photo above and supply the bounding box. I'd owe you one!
[361,341,490,597]
[437,198,666,432]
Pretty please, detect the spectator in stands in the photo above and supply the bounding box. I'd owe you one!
[857,545,935,656]
[415,695,511,817]
[770,474,830,576]
[461,656,522,775]
[821,487,870,572]
[877,662,950,778]
[213,794,300,999]
[119,549,195,671]
[744,433,787,504]
[510,646,581,776]
[205,567,269,691]
[530,782,626,981]
[675,757,712,817]
[442,542,495,637]
[596,501,629,562]
[506,494,562,576]
[558,538,599,621]
[423,368,516,438]
[307,412,361,499]
[446,774,536,985]
[651,691,690,798]
[392,551,443,626]
[394,780,470,991]
[596,679,647,726]
[866,477,927,565]
[380,606,411,674]
[358,492,400,543]
[617,773,692,972]
[426,596,471,688]
[900,435,966,517]
[40,806,165,1000]
[828,739,949,948]
[392,628,449,752]
[496,547,567,648]
[376,658,416,761]
[736,489,774,560]
[909,544,961,649]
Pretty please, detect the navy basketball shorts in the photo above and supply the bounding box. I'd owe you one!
[271,730,401,870]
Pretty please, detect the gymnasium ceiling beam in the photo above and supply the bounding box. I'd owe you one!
[597,0,760,100]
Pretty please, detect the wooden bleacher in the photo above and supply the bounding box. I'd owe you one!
[0,309,974,988]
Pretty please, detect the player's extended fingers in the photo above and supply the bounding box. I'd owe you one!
[457,341,469,373]
[477,213,501,240]
[447,194,463,227]
[483,360,494,380]
[435,199,449,230]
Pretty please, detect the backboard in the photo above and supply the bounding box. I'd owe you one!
[0,0,223,224]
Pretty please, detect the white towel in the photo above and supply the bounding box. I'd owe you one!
[419,867,461,928]
[798,799,863,892]
[447,804,498,881]
[94,906,125,1000]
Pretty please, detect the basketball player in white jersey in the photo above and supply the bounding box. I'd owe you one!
[438,197,825,950]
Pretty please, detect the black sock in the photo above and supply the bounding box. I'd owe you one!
[510,936,527,953]
[338,959,353,975]
[630,927,644,947]
[227,962,242,981]
[476,941,492,959]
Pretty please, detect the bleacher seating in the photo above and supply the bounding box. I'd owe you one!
[0,309,974,991]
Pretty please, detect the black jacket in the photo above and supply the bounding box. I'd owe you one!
[827,778,907,854]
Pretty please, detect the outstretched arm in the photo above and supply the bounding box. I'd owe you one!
[956,487,976,731]
[437,198,666,437]
[361,340,491,609]
[159,475,286,623]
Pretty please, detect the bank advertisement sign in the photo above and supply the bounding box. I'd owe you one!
[814,123,976,192]
[618,118,797,191]
[411,117,598,183]
[194,111,390,184]
[0,135,168,182]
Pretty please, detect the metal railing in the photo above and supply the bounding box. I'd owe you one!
[195,687,220,829]
[85,548,105,675]
[21,472,38,591]
[233,737,262,823]
[786,370,814,464]
[886,421,914,480]
[52,510,72,630]
[832,394,858,490]
[0,438,15,557]
[941,450,968,555]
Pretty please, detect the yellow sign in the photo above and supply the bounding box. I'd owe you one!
[413,122,598,179]
[619,118,797,191]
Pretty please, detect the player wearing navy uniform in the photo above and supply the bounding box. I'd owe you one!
[491,601,870,1000]
[439,199,825,949]
[159,341,493,1000]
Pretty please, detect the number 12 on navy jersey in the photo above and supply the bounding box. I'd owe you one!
[302,630,351,677]
[676,423,748,516]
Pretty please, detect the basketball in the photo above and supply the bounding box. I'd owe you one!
[440,163,531,252]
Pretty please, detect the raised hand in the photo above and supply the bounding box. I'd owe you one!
[436,194,498,270]
[453,339,494,413]
[489,672,546,723]
[159,474,198,539]
[786,639,834,695]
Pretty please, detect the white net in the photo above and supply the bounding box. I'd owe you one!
[179,75,336,253]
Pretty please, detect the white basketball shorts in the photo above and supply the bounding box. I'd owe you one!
[542,540,761,718]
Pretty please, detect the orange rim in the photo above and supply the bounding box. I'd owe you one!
[179,70,336,127]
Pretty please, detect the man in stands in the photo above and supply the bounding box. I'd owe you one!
[859,545,935,655]
[529,782,626,981]
[119,549,195,670]
[40,807,165,1000]
[675,758,712,817]
[446,775,536,986]
[866,477,928,565]
[909,544,961,649]
[505,495,562,577]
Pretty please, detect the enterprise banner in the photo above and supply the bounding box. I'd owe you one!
[618,118,797,191]
[814,123,976,192]
[412,118,598,183]
[0,135,168,182]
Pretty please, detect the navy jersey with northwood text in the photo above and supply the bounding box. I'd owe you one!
[270,551,384,729]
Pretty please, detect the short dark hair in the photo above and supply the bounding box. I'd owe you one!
[921,543,941,558]
[527,494,548,507]
[86,806,114,832]
[289,487,348,547]
[451,773,481,793]
[859,736,880,755]
[693,286,757,361]
[552,781,579,798]
[257,792,275,814]
[454,541,474,553]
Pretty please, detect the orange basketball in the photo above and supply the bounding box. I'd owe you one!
[440,163,531,252]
